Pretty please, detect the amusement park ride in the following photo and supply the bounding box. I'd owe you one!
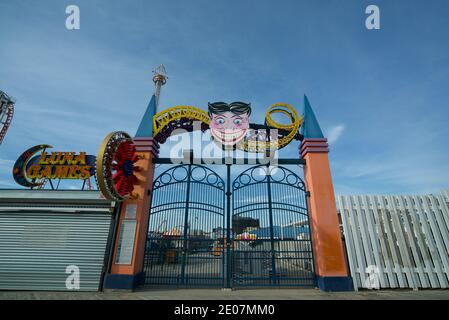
[0,90,14,146]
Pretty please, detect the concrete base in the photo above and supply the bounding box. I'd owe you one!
[317,276,354,292]
[3,288,449,300]
[102,272,145,291]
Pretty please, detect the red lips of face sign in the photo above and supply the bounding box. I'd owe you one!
[210,111,250,146]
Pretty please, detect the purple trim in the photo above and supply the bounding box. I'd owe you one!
[299,139,329,158]
[102,272,145,291]
[133,137,160,148]
[132,138,160,157]
[301,138,328,143]
[300,141,329,150]
[301,147,329,154]
[317,276,354,292]
[300,138,329,157]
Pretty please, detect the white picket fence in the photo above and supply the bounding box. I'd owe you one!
[338,190,449,290]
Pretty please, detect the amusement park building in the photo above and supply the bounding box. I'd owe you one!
[0,190,115,291]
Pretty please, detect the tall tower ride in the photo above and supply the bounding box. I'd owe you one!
[152,64,167,111]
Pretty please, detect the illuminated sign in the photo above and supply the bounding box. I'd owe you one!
[12,145,95,188]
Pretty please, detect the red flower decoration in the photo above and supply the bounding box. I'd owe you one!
[111,140,140,197]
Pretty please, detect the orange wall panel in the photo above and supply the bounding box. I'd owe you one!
[303,152,349,277]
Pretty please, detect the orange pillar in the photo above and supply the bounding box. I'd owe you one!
[103,137,159,290]
[301,138,353,291]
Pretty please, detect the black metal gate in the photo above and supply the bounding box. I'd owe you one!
[232,165,315,287]
[143,161,315,288]
[144,164,225,286]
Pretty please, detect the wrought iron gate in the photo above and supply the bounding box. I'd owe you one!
[143,162,315,288]
[144,164,225,286]
[232,165,315,287]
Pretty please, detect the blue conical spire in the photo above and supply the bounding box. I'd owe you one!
[302,95,324,139]
[135,94,157,137]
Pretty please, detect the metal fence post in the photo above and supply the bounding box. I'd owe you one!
[266,165,277,286]
[180,163,192,285]
[225,163,232,289]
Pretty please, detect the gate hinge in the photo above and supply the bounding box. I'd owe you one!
[306,191,311,197]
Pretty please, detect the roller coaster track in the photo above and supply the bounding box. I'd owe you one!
[0,91,14,145]
[152,104,304,152]
[153,106,211,143]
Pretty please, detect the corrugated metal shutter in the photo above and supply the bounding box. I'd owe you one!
[0,211,112,291]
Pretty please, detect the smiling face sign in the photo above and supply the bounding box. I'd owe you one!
[208,102,251,147]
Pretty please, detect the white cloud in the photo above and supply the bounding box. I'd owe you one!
[326,124,345,144]
[332,144,449,195]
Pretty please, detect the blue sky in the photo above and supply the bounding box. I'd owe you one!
[0,0,448,195]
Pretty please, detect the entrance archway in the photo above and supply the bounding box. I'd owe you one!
[104,94,353,292]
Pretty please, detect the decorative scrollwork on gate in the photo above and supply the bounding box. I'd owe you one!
[232,165,306,191]
[153,164,225,191]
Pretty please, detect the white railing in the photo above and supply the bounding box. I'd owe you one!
[338,190,449,290]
